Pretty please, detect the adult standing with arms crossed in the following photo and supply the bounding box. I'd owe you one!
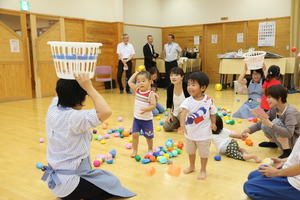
[143,35,159,70]
[163,34,182,87]
[117,34,135,94]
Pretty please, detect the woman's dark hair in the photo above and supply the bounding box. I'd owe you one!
[266,65,281,82]
[147,67,159,80]
[56,79,87,108]
[188,72,209,93]
[137,70,151,80]
[265,84,287,103]
[212,115,223,134]
[250,68,264,78]
[170,67,184,77]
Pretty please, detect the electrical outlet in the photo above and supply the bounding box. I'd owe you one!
[286,45,289,50]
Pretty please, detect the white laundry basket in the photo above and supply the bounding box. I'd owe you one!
[47,41,102,79]
[243,51,266,70]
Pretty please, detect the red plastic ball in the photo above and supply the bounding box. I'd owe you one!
[291,47,297,52]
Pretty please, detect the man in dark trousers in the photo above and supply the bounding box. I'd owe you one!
[163,34,182,87]
[143,35,159,70]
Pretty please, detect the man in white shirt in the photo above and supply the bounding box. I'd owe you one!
[163,34,182,87]
[117,34,135,94]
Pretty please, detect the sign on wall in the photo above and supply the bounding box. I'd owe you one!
[20,1,30,11]
[258,21,276,47]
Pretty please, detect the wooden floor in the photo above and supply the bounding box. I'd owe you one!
[1,85,300,200]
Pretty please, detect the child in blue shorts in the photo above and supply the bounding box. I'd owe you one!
[128,70,156,157]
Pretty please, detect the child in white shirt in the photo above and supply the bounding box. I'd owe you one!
[179,72,216,180]
[212,115,261,162]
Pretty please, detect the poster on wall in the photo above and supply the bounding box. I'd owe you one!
[237,33,244,43]
[258,21,276,47]
[211,34,218,44]
[10,39,20,52]
[194,36,200,45]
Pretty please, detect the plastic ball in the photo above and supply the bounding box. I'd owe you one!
[217,107,221,111]
[100,140,106,144]
[142,159,151,164]
[129,137,133,143]
[107,129,113,134]
[253,118,258,123]
[39,138,45,143]
[262,158,274,166]
[92,129,97,134]
[93,135,98,140]
[146,166,156,176]
[102,125,107,129]
[104,134,110,139]
[156,156,162,162]
[135,155,141,162]
[159,156,167,164]
[238,119,242,123]
[159,151,165,156]
[36,163,43,169]
[167,164,181,176]
[229,120,235,125]
[248,118,253,122]
[123,131,130,137]
[140,130,144,135]
[153,152,159,157]
[165,141,172,147]
[106,153,112,160]
[159,121,164,125]
[237,98,241,102]
[164,112,168,116]
[137,65,145,72]
[214,155,221,161]
[156,116,161,120]
[93,160,101,167]
[106,159,114,164]
[214,83,222,91]
[97,135,103,141]
[144,155,151,159]
[225,120,231,124]
[154,147,161,152]
[149,156,156,162]
[156,126,161,131]
[125,144,132,149]
[227,109,231,113]
[167,159,173,165]
[96,158,103,163]
[96,154,106,161]
[146,152,153,156]
[110,149,116,158]
[291,47,297,52]
[118,117,123,122]
[120,134,124,138]
[164,153,170,159]
[171,150,178,157]
[114,133,120,137]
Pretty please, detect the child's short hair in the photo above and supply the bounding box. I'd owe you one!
[212,115,223,134]
[147,67,159,80]
[170,67,184,77]
[188,72,209,92]
[266,65,281,81]
[250,68,264,78]
[137,71,151,80]
[266,84,287,103]
[56,79,87,108]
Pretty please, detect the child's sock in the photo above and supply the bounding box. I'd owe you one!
[259,141,278,148]
[278,149,292,158]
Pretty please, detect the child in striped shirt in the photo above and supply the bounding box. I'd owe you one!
[128,70,156,158]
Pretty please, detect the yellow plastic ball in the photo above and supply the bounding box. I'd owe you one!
[156,126,161,131]
[156,116,161,120]
[164,153,170,159]
[100,140,106,144]
[137,65,145,72]
[214,83,222,91]
[238,119,242,123]
[157,156,162,162]
[96,158,103,163]
[129,137,133,143]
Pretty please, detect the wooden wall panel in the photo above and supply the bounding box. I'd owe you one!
[0,16,32,102]
[224,22,247,52]
[204,24,224,82]
[248,17,290,57]
[86,21,122,90]
[65,19,85,42]
[36,22,61,97]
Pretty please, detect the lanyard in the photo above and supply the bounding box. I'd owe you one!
[168,43,173,54]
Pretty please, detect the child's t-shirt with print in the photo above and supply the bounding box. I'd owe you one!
[180,95,216,141]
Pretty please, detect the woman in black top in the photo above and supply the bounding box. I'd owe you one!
[163,67,190,132]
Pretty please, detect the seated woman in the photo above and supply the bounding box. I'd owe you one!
[240,85,300,158]
[163,67,190,132]
[244,137,300,200]
[233,64,266,119]
[40,73,135,200]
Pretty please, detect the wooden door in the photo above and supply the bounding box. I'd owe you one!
[0,11,32,102]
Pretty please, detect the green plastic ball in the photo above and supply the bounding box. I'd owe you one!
[135,155,141,162]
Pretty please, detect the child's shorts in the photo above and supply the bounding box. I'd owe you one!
[185,138,210,158]
[132,118,154,139]
[225,139,245,160]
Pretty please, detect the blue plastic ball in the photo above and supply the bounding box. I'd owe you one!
[217,107,221,111]
[214,155,221,161]
[171,150,178,157]
[164,112,168,116]
[36,163,43,169]
[159,121,165,125]
[106,159,114,164]
[141,159,150,164]
[159,156,167,164]
[165,141,172,147]
[110,149,116,158]
[140,130,144,135]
